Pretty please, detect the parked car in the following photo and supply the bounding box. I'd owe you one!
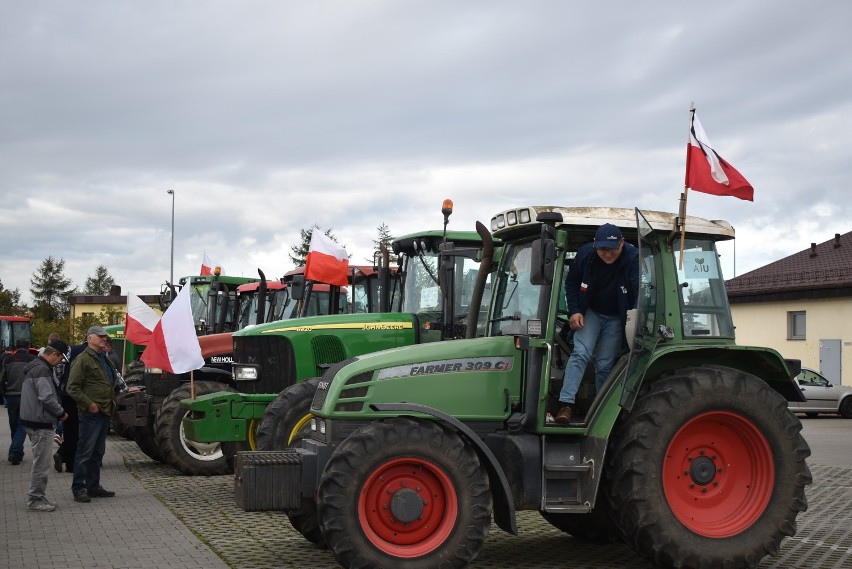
[789,368,852,418]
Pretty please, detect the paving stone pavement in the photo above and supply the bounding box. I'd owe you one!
[0,406,228,569]
[4,403,851,569]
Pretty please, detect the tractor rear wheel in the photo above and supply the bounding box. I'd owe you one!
[255,378,324,545]
[155,381,232,476]
[318,418,492,569]
[605,366,812,569]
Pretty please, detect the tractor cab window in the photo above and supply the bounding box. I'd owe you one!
[399,248,483,325]
[675,239,734,338]
[188,283,212,327]
[489,241,542,336]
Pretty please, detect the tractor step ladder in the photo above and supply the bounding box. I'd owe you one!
[541,437,593,513]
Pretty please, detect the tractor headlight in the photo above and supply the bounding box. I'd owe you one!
[233,365,259,381]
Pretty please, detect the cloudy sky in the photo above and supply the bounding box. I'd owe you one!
[2,1,850,303]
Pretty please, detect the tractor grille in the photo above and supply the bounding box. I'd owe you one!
[233,335,296,394]
[311,335,346,376]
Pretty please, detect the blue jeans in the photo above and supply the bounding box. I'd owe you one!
[6,395,26,461]
[559,309,622,405]
[72,411,111,495]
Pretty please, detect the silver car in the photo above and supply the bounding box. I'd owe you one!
[789,368,852,418]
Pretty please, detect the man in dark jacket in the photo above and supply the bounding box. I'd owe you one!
[66,326,119,503]
[55,339,87,473]
[1,339,36,464]
[556,224,639,424]
[20,340,69,511]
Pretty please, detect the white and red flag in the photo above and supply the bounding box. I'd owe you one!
[686,109,753,201]
[141,284,204,374]
[125,293,160,346]
[304,231,349,287]
[200,251,214,276]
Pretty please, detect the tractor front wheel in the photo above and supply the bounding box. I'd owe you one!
[255,378,321,451]
[155,381,232,476]
[317,418,492,569]
[606,366,811,569]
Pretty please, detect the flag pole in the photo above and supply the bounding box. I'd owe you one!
[190,369,195,399]
[679,103,696,269]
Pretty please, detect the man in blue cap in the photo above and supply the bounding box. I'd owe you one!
[555,223,639,424]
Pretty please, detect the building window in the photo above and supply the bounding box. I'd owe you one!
[82,312,94,318]
[788,311,806,340]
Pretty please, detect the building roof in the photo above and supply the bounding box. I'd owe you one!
[726,231,852,300]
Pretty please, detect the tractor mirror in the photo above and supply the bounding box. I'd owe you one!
[291,275,306,301]
[530,238,555,285]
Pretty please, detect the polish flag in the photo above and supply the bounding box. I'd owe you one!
[125,293,160,346]
[141,284,204,374]
[686,109,753,201]
[304,231,349,287]
[200,252,213,276]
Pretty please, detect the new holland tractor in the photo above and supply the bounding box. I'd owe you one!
[180,216,494,472]
[108,271,263,458]
[247,205,811,569]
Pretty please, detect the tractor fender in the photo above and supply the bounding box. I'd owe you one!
[371,401,518,536]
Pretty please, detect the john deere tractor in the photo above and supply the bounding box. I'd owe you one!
[249,205,811,569]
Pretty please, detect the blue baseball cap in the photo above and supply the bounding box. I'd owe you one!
[594,224,623,249]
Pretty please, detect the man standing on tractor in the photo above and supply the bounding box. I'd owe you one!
[556,223,639,424]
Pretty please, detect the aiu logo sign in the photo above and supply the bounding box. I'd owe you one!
[684,252,718,279]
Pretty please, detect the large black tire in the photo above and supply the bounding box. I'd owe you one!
[155,381,233,476]
[255,378,324,545]
[317,418,492,569]
[133,421,164,463]
[605,366,812,569]
[123,360,145,387]
[840,397,852,419]
[255,378,321,451]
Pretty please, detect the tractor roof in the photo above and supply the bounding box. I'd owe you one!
[490,205,734,242]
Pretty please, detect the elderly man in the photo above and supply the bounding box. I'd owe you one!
[20,340,70,511]
[66,326,120,503]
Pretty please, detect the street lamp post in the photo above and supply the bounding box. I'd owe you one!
[167,189,175,286]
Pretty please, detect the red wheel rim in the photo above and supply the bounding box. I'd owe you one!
[663,411,774,538]
[358,457,458,557]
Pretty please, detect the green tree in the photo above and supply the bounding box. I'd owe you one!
[0,278,27,316]
[84,265,115,295]
[370,222,398,266]
[288,226,343,267]
[29,256,75,322]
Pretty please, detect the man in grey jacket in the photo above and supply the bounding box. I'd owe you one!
[20,340,69,512]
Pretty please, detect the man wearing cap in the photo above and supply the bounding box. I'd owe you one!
[556,223,639,424]
[20,339,70,511]
[66,326,119,503]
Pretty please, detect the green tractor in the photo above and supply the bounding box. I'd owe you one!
[180,219,494,470]
[250,205,811,569]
